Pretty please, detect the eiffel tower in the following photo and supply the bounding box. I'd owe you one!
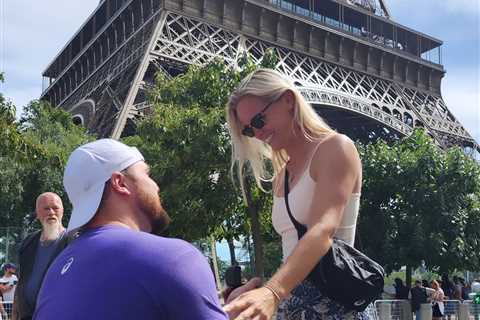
[40,0,479,151]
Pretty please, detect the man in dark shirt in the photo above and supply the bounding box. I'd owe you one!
[13,193,68,320]
[394,278,409,299]
[409,280,428,320]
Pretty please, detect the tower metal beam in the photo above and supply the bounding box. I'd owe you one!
[39,0,479,152]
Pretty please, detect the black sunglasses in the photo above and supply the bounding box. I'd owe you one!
[241,99,277,137]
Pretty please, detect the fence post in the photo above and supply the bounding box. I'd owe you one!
[458,303,470,320]
[378,302,391,320]
[420,303,432,320]
[400,300,413,320]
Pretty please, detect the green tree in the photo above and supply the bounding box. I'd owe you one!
[358,129,480,286]
[0,98,93,241]
[125,52,278,277]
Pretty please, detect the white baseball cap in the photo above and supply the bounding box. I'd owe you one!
[64,139,144,232]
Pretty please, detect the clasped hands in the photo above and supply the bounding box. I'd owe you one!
[223,278,282,320]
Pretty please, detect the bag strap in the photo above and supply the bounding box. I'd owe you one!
[284,169,307,238]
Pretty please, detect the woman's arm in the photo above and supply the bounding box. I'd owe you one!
[266,135,360,297]
[224,135,361,319]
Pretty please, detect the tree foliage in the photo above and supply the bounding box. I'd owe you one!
[0,95,93,232]
[358,129,480,282]
[125,53,278,276]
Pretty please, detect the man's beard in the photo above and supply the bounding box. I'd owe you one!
[41,221,62,241]
[136,188,171,235]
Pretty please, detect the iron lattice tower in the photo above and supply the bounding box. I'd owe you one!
[40,0,479,151]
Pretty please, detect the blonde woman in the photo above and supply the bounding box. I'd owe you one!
[428,280,445,320]
[224,69,373,320]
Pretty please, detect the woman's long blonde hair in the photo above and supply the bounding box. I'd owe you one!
[226,68,334,197]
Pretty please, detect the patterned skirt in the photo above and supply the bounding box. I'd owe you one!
[276,280,378,320]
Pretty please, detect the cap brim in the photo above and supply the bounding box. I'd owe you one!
[67,182,106,232]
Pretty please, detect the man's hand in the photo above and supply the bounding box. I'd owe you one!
[224,286,280,320]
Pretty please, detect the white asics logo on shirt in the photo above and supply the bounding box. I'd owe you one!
[61,257,74,275]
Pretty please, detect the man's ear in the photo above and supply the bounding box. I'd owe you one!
[109,172,133,196]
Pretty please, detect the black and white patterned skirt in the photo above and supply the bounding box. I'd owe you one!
[276,280,378,320]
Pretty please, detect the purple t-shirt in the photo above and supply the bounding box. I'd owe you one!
[34,225,227,320]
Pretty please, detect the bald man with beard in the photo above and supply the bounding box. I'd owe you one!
[13,192,69,320]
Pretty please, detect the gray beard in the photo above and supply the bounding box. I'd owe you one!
[41,222,63,241]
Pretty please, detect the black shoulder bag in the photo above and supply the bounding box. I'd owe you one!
[284,169,384,311]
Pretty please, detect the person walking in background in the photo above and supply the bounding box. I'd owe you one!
[441,273,454,299]
[428,280,445,320]
[224,69,373,319]
[422,280,430,289]
[461,279,471,300]
[12,192,68,320]
[409,280,428,320]
[393,278,409,299]
[34,139,227,320]
[0,278,9,320]
[0,263,18,317]
[452,276,462,300]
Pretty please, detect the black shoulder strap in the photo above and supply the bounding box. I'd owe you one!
[284,169,307,238]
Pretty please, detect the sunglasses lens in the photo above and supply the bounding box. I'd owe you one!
[251,115,265,129]
[242,126,255,137]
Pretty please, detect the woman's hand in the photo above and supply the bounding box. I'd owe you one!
[224,286,280,320]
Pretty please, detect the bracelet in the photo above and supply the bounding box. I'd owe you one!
[263,284,282,303]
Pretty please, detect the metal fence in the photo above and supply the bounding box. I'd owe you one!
[1,298,479,319]
[0,301,13,320]
[0,227,24,266]
[374,299,480,320]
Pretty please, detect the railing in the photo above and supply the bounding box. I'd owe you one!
[1,299,478,319]
[374,299,480,320]
[266,0,442,66]
[0,301,13,320]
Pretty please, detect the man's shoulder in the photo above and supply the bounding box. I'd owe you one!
[74,226,201,263]
[129,232,203,261]
[19,230,42,252]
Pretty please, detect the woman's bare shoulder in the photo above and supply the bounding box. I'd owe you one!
[313,134,358,162]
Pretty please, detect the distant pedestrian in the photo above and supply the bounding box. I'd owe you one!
[409,280,428,320]
[452,276,462,300]
[441,273,454,299]
[461,279,471,300]
[0,263,18,318]
[422,280,429,288]
[0,279,9,320]
[13,192,68,320]
[394,278,409,299]
[429,280,445,320]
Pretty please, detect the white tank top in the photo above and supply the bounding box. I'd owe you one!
[272,166,360,262]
